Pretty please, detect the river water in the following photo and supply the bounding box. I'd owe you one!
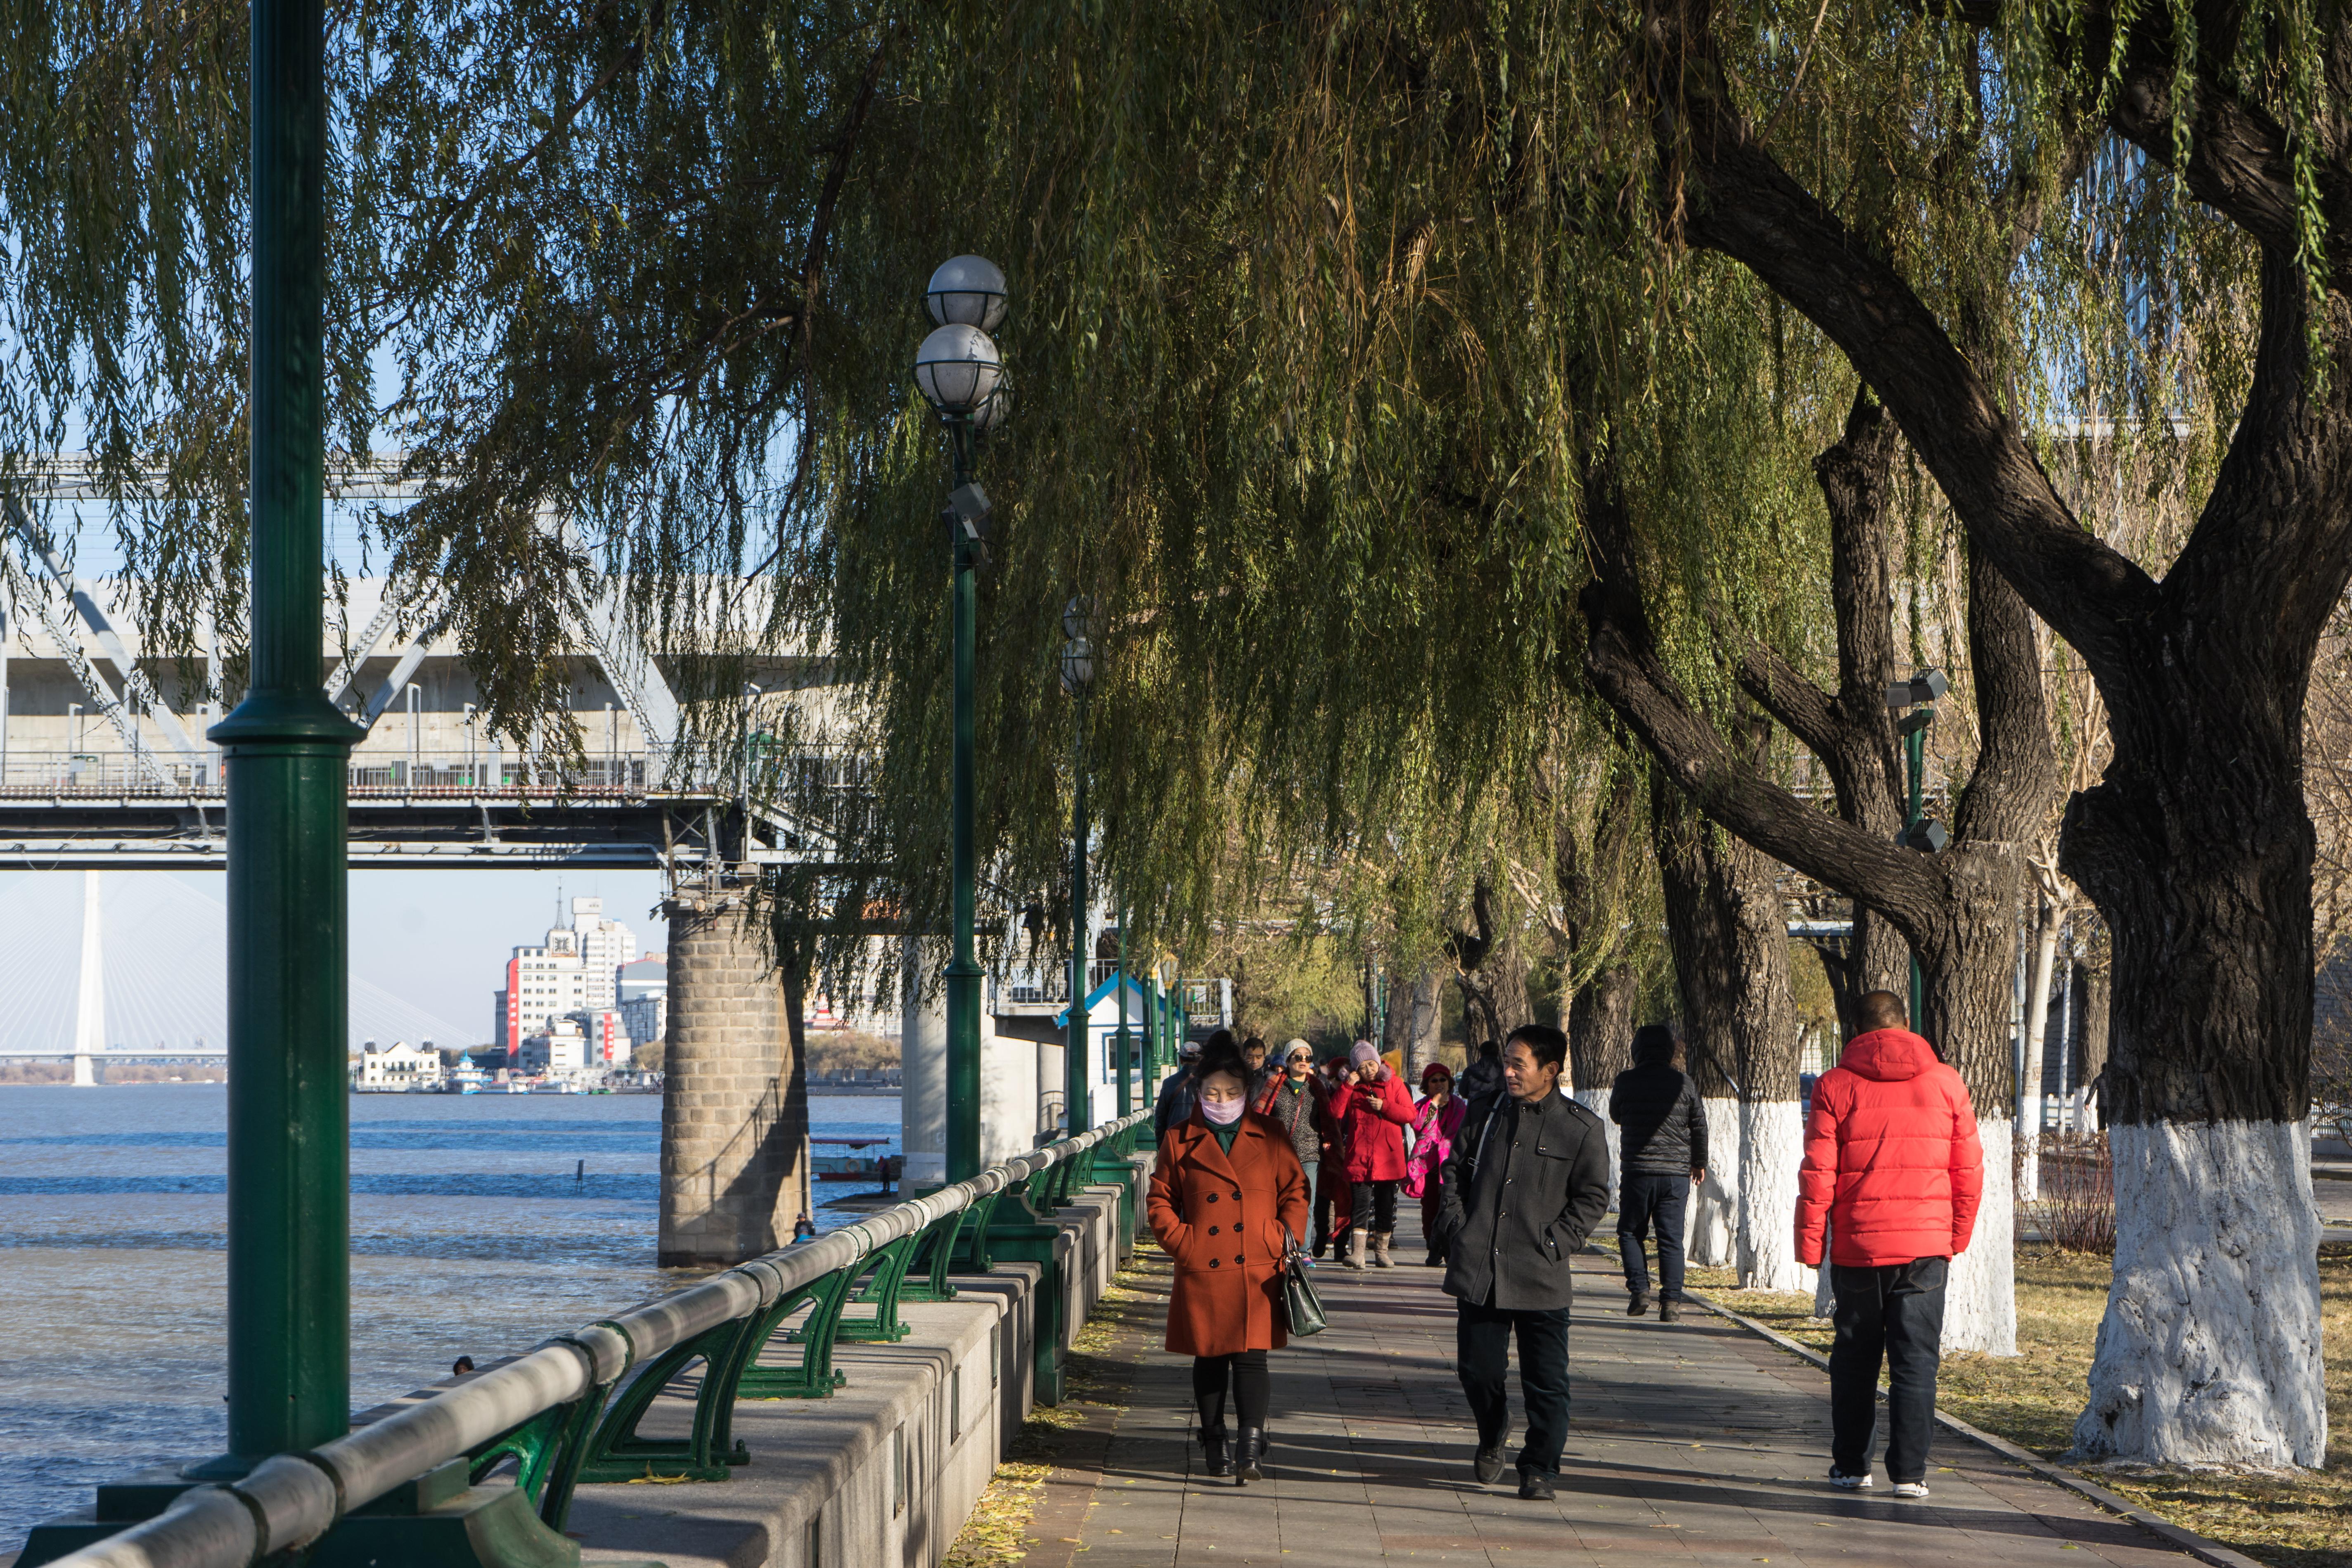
[0,1085,900,1551]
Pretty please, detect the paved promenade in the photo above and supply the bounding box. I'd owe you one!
[1009,1220,2221,1568]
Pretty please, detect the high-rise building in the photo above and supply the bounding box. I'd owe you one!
[497,898,640,1056]
[571,897,637,1009]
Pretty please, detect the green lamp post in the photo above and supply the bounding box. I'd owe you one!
[197,0,367,1473]
[914,256,1008,1182]
[1885,667,1951,1029]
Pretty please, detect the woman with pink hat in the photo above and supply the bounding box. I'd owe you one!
[1335,1038,1416,1268]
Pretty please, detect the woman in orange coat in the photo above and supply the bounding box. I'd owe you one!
[1147,1037,1310,1485]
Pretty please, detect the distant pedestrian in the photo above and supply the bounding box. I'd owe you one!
[1154,1035,1210,1135]
[1610,1023,1708,1322]
[1336,1039,1414,1269]
[1457,1037,1504,1104]
[1434,1024,1611,1500]
[1796,990,1984,1499]
[1240,1035,1273,1099]
[1313,1053,1356,1255]
[791,1211,818,1242]
[1255,1041,1336,1229]
[1405,1063,1467,1267]
[1146,1036,1311,1486]
[451,1356,476,1377]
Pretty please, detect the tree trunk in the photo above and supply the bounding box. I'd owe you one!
[1569,962,1637,1098]
[1384,962,1441,1079]
[2064,680,2330,1465]
[2016,880,2066,1202]
[1653,764,1812,1293]
[1451,876,1535,1048]
[1569,959,1638,1206]
[2078,957,2110,1134]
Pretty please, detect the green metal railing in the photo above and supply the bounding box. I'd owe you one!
[26,1110,1149,1568]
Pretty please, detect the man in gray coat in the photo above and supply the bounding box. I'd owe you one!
[1434,1023,1612,1499]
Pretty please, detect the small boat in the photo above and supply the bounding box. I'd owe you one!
[529,1080,578,1094]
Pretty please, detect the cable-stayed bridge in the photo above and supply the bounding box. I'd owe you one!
[0,871,474,1068]
[0,462,857,871]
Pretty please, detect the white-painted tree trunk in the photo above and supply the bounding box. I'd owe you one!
[1573,1087,1621,1211]
[1738,1098,1815,1293]
[2072,1120,2326,1467]
[1687,1097,1742,1267]
[1944,1117,2019,1356]
[2016,899,2063,1203]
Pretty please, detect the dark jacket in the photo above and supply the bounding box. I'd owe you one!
[1153,1065,1199,1137]
[1434,1090,1612,1311]
[1608,1061,1709,1175]
[1457,1053,1504,1104]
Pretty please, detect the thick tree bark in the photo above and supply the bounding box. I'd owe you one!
[2080,958,2111,1134]
[1559,762,1646,1099]
[1641,2,2350,1460]
[1450,876,1535,1048]
[1652,759,1812,1293]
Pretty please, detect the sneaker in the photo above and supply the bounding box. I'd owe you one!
[1473,1445,1508,1484]
[1518,1469,1557,1501]
[1626,1293,1651,1317]
[1892,1479,1930,1499]
[1659,1299,1682,1324]
[1827,1469,1873,1489]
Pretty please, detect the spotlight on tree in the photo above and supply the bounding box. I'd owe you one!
[1901,819,1951,854]
[1883,666,1951,710]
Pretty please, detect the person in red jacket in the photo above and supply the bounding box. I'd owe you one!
[1795,990,1984,1499]
[1336,1038,1416,1269]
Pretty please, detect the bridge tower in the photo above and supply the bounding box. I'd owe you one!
[656,890,811,1265]
[71,869,101,1085]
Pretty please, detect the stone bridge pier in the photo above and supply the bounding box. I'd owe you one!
[658,890,810,1267]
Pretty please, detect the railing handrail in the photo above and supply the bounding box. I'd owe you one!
[45,1110,1150,1568]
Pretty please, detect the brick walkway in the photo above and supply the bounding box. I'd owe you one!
[1015,1215,2218,1568]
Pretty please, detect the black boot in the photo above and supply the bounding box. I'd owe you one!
[1233,1427,1266,1484]
[1200,1421,1232,1478]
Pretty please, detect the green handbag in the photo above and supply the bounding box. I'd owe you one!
[1279,1228,1327,1337]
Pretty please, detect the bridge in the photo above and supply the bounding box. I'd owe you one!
[0,467,853,871]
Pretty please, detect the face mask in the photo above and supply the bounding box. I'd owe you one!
[1202,1096,1244,1125]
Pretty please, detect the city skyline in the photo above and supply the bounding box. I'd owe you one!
[0,867,664,1047]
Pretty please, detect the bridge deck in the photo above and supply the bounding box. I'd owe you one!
[1011,1224,2216,1568]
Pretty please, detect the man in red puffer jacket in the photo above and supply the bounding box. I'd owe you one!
[1795,990,1983,1500]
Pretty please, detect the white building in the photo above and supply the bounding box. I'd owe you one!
[616,956,667,1055]
[519,1021,587,1076]
[358,1038,445,1090]
[571,897,637,1009]
[499,897,640,1054]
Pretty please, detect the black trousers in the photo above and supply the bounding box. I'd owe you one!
[1829,1256,1948,1483]
[1350,1179,1399,1236]
[1616,1172,1691,1300]
[1193,1349,1270,1432]
[1455,1298,1572,1478]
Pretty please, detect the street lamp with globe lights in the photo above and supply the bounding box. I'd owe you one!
[1060,597,1097,1135]
[913,255,1008,1184]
